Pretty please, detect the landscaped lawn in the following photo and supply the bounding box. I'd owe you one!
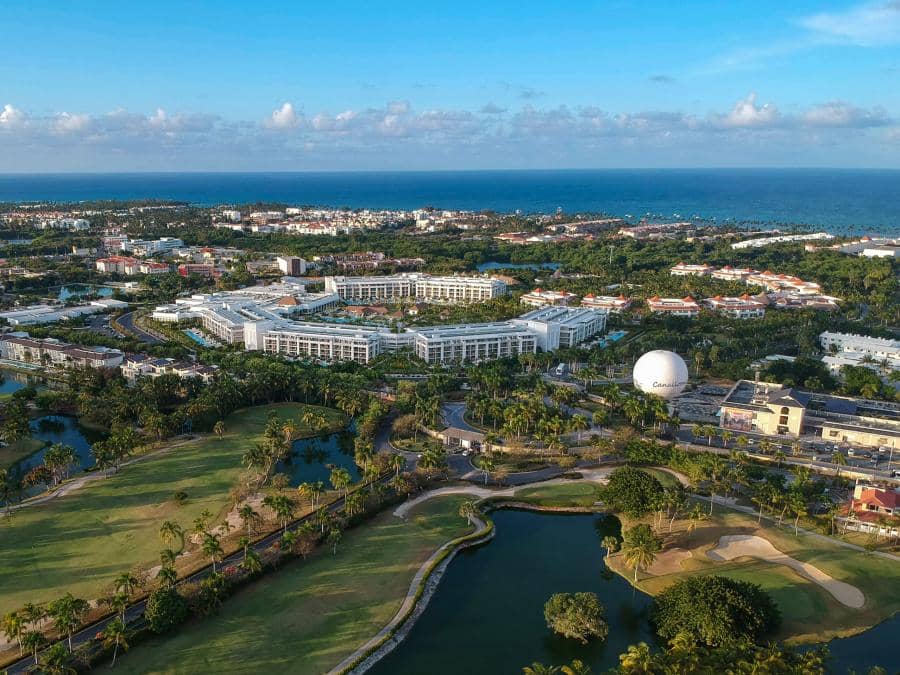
[511,481,600,507]
[114,495,473,675]
[0,403,344,619]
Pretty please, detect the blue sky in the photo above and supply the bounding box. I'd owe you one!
[2,1,900,170]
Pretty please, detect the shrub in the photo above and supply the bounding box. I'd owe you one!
[543,592,608,644]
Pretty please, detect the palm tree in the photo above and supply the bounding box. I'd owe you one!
[114,571,143,599]
[330,467,352,497]
[49,593,90,651]
[831,450,848,477]
[156,565,177,589]
[2,611,25,654]
[390,453,405,477]
[263,494,296,532]
[522,663,561,675]
[42,641,76,675]
[238,504,262,538]
[570,414,589,443]
[601,535,619,558]
[201,533,224,572]
[213,420,226,437]
[159,520,184,552]
[458,500,478,526]
[560,660,592,675]
[101,617,130,667]
[618,642,653,673]
[621,524,662,584]
[22,630,47,667]
[344,491,364,518]
[327,527,342,556]
[476,454,495,485]
[241,548,263,575]
[686,503,706,543]
[720,430,733,449]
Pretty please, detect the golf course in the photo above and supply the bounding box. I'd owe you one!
[114,494,474,674]
[0,403,345,619]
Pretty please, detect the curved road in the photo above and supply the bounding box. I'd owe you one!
[116,310,165,345]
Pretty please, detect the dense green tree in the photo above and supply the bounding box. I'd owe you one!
[543,592,608,644]
[651,575,781,647]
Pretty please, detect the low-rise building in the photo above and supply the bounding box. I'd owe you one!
[519,288,577,307]
[719,379,900,449]
[120,355,218,383]
[0,335,123,370]
[0,299,128,325]
[646,296,700,318]
[580,294,632,312]
[670,262,714,276]
[277,256,307,276]
[711,266,758,282]
[703,294,767,319]
[177,263,219,278]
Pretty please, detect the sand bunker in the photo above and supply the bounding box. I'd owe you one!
[647,548,691,575]
[707,535,865,609]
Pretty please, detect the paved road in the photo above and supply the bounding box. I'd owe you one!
[441,402,481,433]
[116,310,164,345]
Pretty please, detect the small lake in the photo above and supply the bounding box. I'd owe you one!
[58,284,114,301]
[369,510,655,675]
[11,415,105,479]
[276,427,362,487]
[0,369,43,396]
[476,261,561,272]
[822,613,900,673]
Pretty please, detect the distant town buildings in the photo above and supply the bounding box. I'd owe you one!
[0,299,127,325]
[618,222,694,240]
[731,232,834,249]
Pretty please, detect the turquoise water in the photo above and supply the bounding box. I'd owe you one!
[182,329,212,346]
[2,170,900,233]
[370,511,655,675]
[276,428,362,487]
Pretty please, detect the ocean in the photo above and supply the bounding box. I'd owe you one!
[0,169,898,235]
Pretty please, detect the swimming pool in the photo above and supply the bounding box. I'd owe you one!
[183,329,212,347]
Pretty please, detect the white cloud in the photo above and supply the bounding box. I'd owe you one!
[717,92,780,128]
[55,112,91,134]
[0,104,25,128]
[802,101,891,127]
[799,1,900,46]
[0,95,895,170]
[266,102,300,129]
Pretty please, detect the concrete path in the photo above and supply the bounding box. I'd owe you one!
[394,468,613,518]
[708,534,866,608]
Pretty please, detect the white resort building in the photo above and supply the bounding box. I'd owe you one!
[323,273,507,303]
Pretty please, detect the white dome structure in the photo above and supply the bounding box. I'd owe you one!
[632,350,688,399]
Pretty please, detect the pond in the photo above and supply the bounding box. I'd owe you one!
[0,369,43,396]
[276,426,362,487]
[369,510,655,675]
[11,415,106,479]
[821,613,900,673]
[476,261,561,272]
[58,284,114,301]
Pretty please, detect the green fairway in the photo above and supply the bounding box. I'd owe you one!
[0,403,344,619]
[511,481,600,507]
[617,501,900,643]
[115,495,473,675]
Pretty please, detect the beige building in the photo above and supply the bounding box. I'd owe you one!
[719,379,900,449]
